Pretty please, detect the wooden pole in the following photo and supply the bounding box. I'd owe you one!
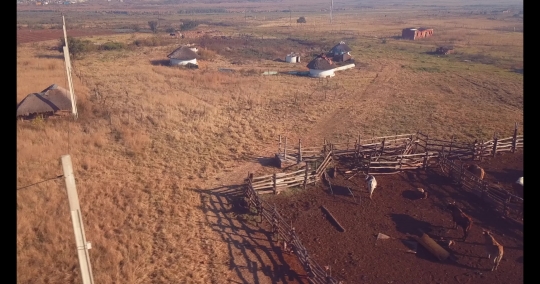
[512,122,518,153]
[323,138,327,155]
[284,137,288,161]
[381,138,386,155]
[298,139,302,163]
[423,151,429,170]
[61,155,95,284]
[303,161,309,189]
[321,205,345,232]
[278,135,282,155]
[479,140,484,161]
[273,173,277,195]
[492,133,498,157]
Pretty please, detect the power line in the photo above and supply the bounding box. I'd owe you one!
[17,175,64,190]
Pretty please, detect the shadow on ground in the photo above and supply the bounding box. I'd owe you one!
[193,185,308,284]
[150,59,170,66]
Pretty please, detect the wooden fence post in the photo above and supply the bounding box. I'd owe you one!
[366,154,371,174]
[278,135,282,155]
[512,122,518,153]
[423,151,429,170]
[479,140,484,161]
[323,138,327,156]
[298,139,302,163]
[303,161,309,189]
[257,200,263,224]
[273,173,277,195]
[424,133,429,152]
[284,137,288,161]
[492,134,498,157]
[381,138,386,155]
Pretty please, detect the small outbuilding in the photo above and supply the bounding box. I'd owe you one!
[307,54,336,78]
[328,41,352,62]
[17,84,73,120]
[402,27,433,40]
[285,53,301,63]
[167,46,198,66]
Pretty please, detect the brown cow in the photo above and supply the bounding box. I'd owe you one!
[482,230,504,271]
[446,202,473,241]
[466,164,485,180]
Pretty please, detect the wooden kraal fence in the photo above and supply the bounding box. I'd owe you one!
[438,154,523,221]
[416,123,523,161]
[245,175,342,284]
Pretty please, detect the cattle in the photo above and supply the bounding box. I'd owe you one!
[482,230,504,271]
[365,175,377,200]
[446,202,473,241]
[466,164,485,180]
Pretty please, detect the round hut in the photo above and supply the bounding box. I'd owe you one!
[17,84,73,120]
[167,46,198,66]
[306,54,336,78]
[329,41,352,62]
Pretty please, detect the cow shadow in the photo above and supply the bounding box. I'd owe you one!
[390,213,433,236]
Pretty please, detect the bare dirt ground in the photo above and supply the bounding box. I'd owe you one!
[258,150,523,283]
[17,28,116,44]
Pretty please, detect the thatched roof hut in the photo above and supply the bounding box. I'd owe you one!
[167,46,198,66]
[306,55,336,70]
[329,41,352,55]
[167,46,198,60]
[17,84,73,119]
[307,54,337,78]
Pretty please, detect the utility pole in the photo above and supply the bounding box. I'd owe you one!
[330,0,333,24]
[289,7,291,27]
[62,14,78,119]
[61,154,94,284]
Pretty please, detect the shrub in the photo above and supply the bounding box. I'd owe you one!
[58,36,96,58]
[297,16,306,23]
[99,42,125,51]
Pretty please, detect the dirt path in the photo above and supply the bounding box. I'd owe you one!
[305,59,403,141]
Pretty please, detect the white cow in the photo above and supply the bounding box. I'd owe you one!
[366,174,377,200]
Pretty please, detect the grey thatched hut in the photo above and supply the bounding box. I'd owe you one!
[329,41,352,62]
[17,84,73,120]
[167,46,198,66]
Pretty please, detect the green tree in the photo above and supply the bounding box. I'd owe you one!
[57,36,95,58]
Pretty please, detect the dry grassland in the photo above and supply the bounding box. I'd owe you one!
[17,2,522,283]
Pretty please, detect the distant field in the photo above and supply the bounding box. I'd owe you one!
[17,1,522,283]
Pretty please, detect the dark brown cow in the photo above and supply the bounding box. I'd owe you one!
[446,202,473,241]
